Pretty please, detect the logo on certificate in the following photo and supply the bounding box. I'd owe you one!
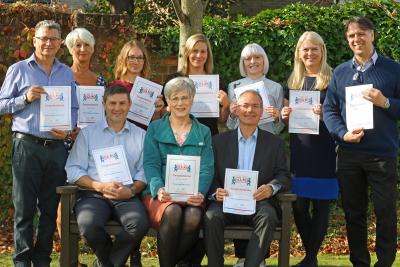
[45,92,64,101]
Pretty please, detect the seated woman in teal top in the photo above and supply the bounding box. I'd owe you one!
[142,77,214,267]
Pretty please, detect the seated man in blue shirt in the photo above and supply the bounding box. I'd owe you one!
[204,90,291,267]
[65,84,149,267]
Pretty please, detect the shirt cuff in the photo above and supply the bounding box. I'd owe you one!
[268,183,282,196]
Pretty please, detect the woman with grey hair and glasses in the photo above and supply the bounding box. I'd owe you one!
[142,77,214,267]
[227,43,284,136]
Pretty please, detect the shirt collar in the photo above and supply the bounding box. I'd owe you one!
[27,53,61,69]
[352,49,378,70]
[238,127,258,142]
[101,118,130,134]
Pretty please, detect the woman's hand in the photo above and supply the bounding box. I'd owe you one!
[217,90,229,109]
[312,103,322,115]
[265,106,279,122]
[281,106,292,121]
[187,193,205,206]
[157,187,172,202]
[229,102,239,118]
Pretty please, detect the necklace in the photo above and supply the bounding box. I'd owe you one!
[303,77,317,91]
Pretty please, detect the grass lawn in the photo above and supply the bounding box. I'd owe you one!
[0,253,399,267]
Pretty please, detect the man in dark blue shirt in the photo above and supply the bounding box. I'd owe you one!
[323,16,400,267]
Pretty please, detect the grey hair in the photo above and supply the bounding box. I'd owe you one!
[237,89,263,107]
[239,43,269,77]
[164,77,196,101]
[35,20,61,36]
[65,28,95,53]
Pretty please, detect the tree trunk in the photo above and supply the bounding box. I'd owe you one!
[173,0,204,69]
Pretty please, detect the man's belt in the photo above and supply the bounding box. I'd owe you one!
[13,132,63,147]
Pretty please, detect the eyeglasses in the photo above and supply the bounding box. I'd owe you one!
[238,103,262,110]
[35,36,61,42]
[127,55,144,62]
[169,96,191,104]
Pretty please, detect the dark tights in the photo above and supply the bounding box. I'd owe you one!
[157,204,202,267]
[293,197,331,266]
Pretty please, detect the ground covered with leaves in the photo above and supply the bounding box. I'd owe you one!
[1,203,399,257]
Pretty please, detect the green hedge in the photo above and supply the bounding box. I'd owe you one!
[160,0,400,84]
[1,0,400,220]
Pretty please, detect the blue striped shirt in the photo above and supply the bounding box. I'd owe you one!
[0,53,78,139]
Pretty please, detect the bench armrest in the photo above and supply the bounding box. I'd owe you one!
[56,185,78,195]
[277,192,297,202]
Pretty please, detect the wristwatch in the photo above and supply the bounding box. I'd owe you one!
[384,98,390,109]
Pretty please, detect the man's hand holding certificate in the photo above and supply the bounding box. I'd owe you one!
[165,155,200,202]
[222,168,258,215]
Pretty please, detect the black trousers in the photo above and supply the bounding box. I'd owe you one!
[75,191,149,267]
[12,137,68,267]
[204,200,278,267]
[337,147,398,267]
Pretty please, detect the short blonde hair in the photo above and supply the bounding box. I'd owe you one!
[179,34,213,75]
[114,40,150,80]
[65,28,95,54]
[239,43,269,77]
[287,31,332,90]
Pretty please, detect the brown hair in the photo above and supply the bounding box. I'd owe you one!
[114,40,150,80]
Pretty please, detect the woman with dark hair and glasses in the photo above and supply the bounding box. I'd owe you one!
[110,40,164,129]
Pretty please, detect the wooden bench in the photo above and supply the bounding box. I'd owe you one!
[57,185,296,267]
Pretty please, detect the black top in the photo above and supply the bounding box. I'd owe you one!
[162,72,228,136]
[284,77,336,178]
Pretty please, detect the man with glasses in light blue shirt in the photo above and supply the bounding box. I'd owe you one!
[65,84,149,267]
[204,90,291,267]
[0,20,78,267]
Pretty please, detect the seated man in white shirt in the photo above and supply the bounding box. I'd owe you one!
[65,84,149,267]
[204,90,291,267]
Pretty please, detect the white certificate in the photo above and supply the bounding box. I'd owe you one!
[40,86,72,131]
[234,81,274,124]
[345,84,374,131]
[189,75,219,118]
[289,90,320,135]
[92,145,133,185]
[128,77,163,126]
[165,154,200,202]
[77,86,105,128]
[223,168,258,215]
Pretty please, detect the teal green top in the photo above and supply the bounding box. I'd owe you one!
[143,113,214,198]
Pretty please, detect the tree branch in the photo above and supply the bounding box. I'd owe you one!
[171,0,187,24]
